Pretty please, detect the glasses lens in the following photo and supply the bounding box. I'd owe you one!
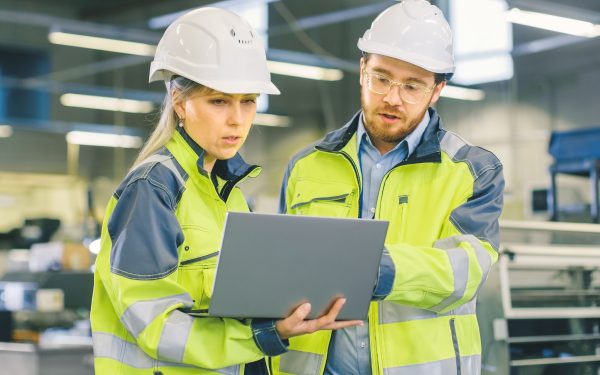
[366,73,390,95]
[400,83,428,104]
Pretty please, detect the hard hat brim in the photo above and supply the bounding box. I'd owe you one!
[358,38,455,74]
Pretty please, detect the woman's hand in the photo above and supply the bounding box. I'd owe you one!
[275,298,364,340]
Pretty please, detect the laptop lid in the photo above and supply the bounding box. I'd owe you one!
[208,212,388,320]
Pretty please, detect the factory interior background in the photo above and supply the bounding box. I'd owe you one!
[1,0,600,374]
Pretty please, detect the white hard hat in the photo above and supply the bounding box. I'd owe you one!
[357,0,455,75]
[149,7,280,95]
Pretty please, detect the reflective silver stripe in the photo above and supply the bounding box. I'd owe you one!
[458,235,494,298]
[384,355,481,375]
[157,310,193,363]
[133,154,172,172]
[440,132,469,160]
[430,237,470,313]
[431,234,492,312]
[121,293,193,338]
[93,331,155,368]
[162,158,186,186]
[133,154,185,186]
[93,332,240,374]
[450,298,477,316]
[217,365,241,375]
[279,350,323,375]
[379,299,476,324]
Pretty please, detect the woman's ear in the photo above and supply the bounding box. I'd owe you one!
[172,89,185,120]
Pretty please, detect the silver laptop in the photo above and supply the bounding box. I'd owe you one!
[208,212,389,320]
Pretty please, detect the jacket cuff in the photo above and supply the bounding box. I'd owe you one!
[372,248,395,300]
[251,319,289,356]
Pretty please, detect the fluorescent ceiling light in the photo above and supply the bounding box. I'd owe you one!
[452,54,514,86]
[48,31,343,82]
[450,0,513,85]
[254,113,291,127]
[0,125,13,138]
[267,61,343,81]
[61,93,155,114]
[506,8,600,38]
[441,86,486,101]
[66,131,143,148]
[148,0,279,29]
[49,31,156,56]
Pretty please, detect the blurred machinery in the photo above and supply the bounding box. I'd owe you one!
[548,127,600,223]
[0,271,94,375]
[0,221,94,375]
[479,221,600,375]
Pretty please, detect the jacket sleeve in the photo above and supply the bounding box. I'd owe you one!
[375,163,504,313]
[97,178,286,370]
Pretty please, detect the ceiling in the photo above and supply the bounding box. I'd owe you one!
[1,0,600,138]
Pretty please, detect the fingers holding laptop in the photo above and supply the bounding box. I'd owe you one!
[275,298,364,340]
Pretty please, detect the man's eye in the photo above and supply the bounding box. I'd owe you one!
[376,76,391,84]
[404,84,421,92]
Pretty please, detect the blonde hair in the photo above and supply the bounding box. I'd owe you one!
[132,76,210,168]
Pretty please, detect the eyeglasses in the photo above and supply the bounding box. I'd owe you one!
[363,71,436,104]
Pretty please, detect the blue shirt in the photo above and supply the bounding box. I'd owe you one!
[324,110,430,375]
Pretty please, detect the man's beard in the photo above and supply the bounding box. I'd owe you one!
[361,98,428,144]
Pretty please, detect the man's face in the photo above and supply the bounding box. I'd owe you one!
[359,54,445,155]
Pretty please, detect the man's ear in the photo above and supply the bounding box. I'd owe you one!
[430,80,446,105]
[359,57,365,86]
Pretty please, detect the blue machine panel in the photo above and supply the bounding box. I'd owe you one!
[549,127,600,162]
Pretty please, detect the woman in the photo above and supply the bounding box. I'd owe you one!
[90,7,360,375]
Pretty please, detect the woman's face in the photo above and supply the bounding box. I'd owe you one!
[174,88,258,171]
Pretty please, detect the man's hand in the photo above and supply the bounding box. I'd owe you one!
[275,298,364,340]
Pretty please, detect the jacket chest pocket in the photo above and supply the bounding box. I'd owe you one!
[178,225,220,310]
[289,180,356,217]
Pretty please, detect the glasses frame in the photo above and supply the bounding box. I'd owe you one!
[363,70,437,104]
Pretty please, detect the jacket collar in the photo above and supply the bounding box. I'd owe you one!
[175,126,260,182]
[316,107,443,164]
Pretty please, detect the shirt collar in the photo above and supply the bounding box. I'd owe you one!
[175,126,257,181]
[357,110,431,158]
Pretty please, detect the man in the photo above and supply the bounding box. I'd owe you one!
[275,1,504,374]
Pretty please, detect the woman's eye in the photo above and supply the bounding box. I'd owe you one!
[210,99,227,105]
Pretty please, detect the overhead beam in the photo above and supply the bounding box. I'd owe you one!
[1,76,164,103]
[0,9,160,43]
[0,116,144,136]
[512,34,587,57]
[268,49,358,73]
[269,1,395,36]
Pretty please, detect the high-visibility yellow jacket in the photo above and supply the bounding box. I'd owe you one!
[276,109,504,375]
[91,128,286,375]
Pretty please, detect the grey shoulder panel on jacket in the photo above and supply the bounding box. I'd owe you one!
[439,130,502,178]
[108,149,188,280]
[114,149,189,208]
[440,130,504,251]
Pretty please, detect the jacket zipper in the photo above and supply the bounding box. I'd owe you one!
[219,166,260,202]
[449,317,462,375]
